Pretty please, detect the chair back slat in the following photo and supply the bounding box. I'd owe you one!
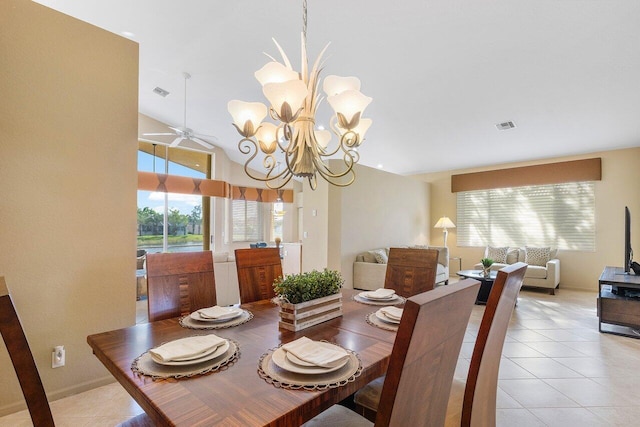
[461,262,527,427]
[234,248,282,303]
[0,277,55,426]
[384,248,439,298]
[375,278,480,427]
[146,251,216,322]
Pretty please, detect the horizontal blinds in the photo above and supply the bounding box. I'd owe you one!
[457,182,595,251]
[232,200,263,242]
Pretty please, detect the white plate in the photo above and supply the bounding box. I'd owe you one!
[272,345,349,374]
[359,292,395,301]
[375,309,401,324]
[189,308,243,323]
[151,340,230,366]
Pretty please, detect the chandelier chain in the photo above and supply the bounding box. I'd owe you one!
[302,0,308,42]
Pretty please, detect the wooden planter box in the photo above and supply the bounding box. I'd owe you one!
[278,292,343,331]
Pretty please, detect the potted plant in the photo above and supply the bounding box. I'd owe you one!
[273,269,344,331]
[480,258,494,277]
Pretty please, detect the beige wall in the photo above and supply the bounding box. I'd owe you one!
[302,163,430,287]
[415,147,640,291]
[0,0,138,414]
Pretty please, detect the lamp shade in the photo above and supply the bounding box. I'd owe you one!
[228,100,268,137]
[255,122,279,154]
[323,75,361,96]
[263,80,308,122]
[327,90,372,125]
[434,216,456,229]
[255,62,299,87]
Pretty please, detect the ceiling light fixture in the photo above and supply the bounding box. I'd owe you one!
[496,121,516,130]
[227,0,372,190]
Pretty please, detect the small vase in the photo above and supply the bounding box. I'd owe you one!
[482,267,491,278]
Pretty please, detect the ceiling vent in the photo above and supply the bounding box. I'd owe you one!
[153,87,170,97]
[496,121,516,130]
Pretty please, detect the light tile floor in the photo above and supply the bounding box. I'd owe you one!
[3,286,640,426]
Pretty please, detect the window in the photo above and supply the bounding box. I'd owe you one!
[232,200,264,242]
[456,182,595,251]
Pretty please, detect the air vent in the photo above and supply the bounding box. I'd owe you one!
[496,121,516,130]
[153,87,170,97]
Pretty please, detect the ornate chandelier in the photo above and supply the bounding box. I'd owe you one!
[227,0,372,190]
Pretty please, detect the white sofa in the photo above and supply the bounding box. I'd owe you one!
[473,247,560,294]
[353,246,449,291]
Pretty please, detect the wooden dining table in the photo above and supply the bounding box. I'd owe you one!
[87,289,398,426]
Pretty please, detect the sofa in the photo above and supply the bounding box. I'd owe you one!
[353,246,449,291]
[473,246,560,294]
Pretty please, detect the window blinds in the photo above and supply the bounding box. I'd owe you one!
[456,182,595,251]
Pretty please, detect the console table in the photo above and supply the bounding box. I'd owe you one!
[598,266,640,338]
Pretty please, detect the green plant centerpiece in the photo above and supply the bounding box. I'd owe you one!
[480,258,494,277]
[274,269,344,331]
[273,269,343,304]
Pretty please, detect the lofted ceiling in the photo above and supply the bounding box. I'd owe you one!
[35,0,640,176]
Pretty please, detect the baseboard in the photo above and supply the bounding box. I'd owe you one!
[0,376,116,418]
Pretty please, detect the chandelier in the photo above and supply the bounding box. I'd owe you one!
[227,0,372,190]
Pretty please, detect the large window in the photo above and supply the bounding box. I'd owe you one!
[456,182,595,251]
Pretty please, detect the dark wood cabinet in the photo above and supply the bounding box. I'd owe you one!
[598,266,640,338]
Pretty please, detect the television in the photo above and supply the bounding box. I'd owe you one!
[625,206,634,274]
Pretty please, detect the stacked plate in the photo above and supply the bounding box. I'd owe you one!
[149,335,230,366]
[359,288,397,302]
[189,306,244,323]
[271,337,350,374]
[375,306,403,324]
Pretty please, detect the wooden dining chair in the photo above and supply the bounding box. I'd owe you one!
[0,276,55,427]
[303,278,481,427]
[234,248,282,303]
[384,247,439,298]
[352,262,528,426]
[146,251,217,322]
[445,262,527,427]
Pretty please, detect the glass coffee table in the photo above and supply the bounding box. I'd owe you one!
[457,270,497,304]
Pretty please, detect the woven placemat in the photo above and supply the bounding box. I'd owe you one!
[258,342,362,390]
[132,339,239,380]
[179,310,253,330]
[353,294,406,306]
[366,312,399,332]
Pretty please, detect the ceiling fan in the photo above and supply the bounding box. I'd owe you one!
[143,72,216,150]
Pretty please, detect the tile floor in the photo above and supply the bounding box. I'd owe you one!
[3,286,640,426]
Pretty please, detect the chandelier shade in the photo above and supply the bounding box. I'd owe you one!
[227,0,372,190]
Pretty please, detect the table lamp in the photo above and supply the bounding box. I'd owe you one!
[434,216,456,247]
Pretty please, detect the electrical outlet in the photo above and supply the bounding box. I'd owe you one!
[52,345,65,368]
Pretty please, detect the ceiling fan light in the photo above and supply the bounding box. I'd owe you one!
[327,90,372,124]
[263,80,308,122]
[323,75,361,97]
[255,62,299,87]
[228,100,268,137]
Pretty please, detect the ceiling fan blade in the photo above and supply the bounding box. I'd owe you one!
[143,132,175,136]
[170,137,184,147]
[191,137,214,149]
[194,133,219,140]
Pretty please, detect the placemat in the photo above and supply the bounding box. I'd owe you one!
[132,339,239,380]
[258,342,362,390]
[353,294,406,306]
[179,309,253,330]
[366,312,399,332]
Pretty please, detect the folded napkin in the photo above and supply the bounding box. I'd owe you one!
[197,306,240,320]
[380,306,403,321]
[281,337,350,368]
[149,335,226,362]
[365,288,396,299]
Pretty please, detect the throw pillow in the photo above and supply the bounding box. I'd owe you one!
[486,246,509,263]
[549,248,558,260]
[369,249,388,264]
[506,248,519,264]
[525,246,550,267]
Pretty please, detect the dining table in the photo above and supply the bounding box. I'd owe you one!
[86,288,398,426]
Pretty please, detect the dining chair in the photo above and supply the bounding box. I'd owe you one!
[352,262,528,427]
[234,247,282,303]
[303,278,481,427]
[0,276,55,427]
[445,262,527,427]
[384,247,439,298]
[146,251,217,322]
